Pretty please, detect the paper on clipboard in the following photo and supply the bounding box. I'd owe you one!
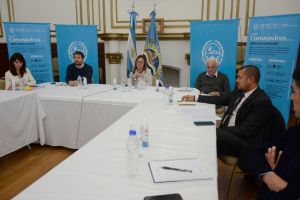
[148,159,213,183]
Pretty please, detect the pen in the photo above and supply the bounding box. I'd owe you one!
[161,166,193,173]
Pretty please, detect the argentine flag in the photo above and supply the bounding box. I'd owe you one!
[144,10,163,85]
[127,11,138,77]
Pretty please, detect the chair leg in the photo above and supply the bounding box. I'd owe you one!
[227,165,236,200]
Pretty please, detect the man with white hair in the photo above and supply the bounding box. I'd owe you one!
[195,57,230,96]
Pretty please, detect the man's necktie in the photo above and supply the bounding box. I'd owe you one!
[221,93,245,127]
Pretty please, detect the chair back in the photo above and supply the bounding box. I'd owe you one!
[266,105,286,142]
[0,79,5,90]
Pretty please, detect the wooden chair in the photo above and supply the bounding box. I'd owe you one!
[0,79,5,90]
[219,105,285,200]
[219,155,249,200]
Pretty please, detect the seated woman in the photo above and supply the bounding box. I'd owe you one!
[130,54,152,86]
[5,52,36,90]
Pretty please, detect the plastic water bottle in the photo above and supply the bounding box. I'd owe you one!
[127,78,132,92]
[113,77,117,90]
[141,119,149,148]
[11,78,16,91]
[82,77,87,89]
[168,86,173,104]
[137,77,142,90]
[155,79,159,92]
[127,129,139,176]
[77,75,82,89]
[19,77,25,90]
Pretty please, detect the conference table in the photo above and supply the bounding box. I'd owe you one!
[35,84,199,148]
[35,83,113,148]
[14,99,218,200]
[77,86,200,147]
[0,90,45,157]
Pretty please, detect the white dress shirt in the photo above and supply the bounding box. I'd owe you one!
[227,87,257,127]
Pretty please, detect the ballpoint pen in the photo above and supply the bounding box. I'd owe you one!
[161,166,193,173]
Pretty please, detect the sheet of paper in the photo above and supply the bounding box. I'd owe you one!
[174,106,218,122]
[148,159,213,183]
[176,87,194,92]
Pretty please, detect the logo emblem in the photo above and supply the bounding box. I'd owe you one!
[68,41,88,62]
[201,40,224,65]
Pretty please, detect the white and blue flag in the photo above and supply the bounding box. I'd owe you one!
[127,11,138,77]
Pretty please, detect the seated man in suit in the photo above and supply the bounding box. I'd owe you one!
[247,68,300,200]
[182,65,273,169]
[66,51,93,86]
[195,58,230,96]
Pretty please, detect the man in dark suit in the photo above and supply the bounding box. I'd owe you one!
[182,65,273,169]
[247,68,300,199]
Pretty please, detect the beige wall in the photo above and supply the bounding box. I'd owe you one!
[1,0,300,86]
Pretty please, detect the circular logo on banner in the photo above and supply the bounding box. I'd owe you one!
[201,40,224,65]
[68,41,88,62]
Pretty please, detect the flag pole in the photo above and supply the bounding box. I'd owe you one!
[132,0,135,11]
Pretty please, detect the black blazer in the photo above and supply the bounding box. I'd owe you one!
[248,124,300,200]
[221,88,273,144]
[198,88,273,167]
[198,88,272,142]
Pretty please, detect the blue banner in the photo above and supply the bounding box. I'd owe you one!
[190,19,239,90]
[244,14,300,124]
[4,22,53,83]
[56,25,99,83]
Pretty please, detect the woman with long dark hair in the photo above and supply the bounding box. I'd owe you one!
[130,54,152,86]
[5,52,36,90]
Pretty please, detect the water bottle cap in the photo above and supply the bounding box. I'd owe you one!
[129,130,136,135]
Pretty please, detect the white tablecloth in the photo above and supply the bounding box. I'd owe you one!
[77,87,200,147]
[35,84,113,148]
[0,91,45,157]
[14,100,218,200]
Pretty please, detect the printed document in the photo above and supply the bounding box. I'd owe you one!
[148,158,213,183]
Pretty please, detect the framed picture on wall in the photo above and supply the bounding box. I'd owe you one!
[142,18,164,34]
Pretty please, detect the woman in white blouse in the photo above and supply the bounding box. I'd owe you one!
[130,54,153,86]
[5,52,36,90]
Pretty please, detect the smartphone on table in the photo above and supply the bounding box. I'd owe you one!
[144,193,183,200]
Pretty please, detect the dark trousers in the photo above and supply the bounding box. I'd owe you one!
[217,128,245,156]
[217,128,252,170]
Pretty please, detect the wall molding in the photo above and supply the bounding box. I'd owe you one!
[105,52,123,64]
[99,32,190,41]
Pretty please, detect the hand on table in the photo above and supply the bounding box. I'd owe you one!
[68,81,78,87]
[181,95,195,102]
